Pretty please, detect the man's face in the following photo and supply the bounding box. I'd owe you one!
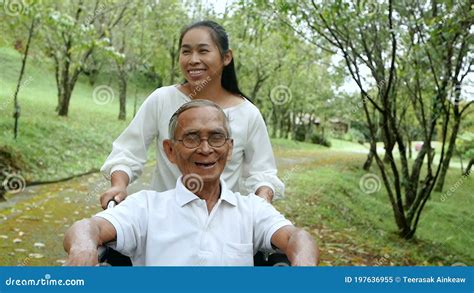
[164,106,233,185]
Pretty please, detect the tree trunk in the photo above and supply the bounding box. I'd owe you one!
[118,69,127,120]
[169,36,177,85]
[363,148,375,171]
[12,17,35,139]
[57,85,72,116]
[464,158,473,176]
[435,116,461,192]
[408,139,412,159]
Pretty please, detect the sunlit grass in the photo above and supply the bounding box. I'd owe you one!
[275,154,473,266]
[0,47,155,182]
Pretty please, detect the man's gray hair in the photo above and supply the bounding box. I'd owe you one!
[168,99,232,139]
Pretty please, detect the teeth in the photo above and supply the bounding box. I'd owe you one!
[196,162,216,167]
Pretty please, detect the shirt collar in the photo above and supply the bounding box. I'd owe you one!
[175,176,237,207]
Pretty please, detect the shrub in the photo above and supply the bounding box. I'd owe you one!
[294,125,307,142]
[310,133,331,147]
[343,128,366,144]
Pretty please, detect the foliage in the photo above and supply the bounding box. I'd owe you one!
[272,0,473,239]
[310,133,332,147]
[457,132,474,159]
[0,47,155,182]
[343,128,366,144]
[294,125,306,142]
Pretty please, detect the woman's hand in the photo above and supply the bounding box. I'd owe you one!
[100,186,128,209]
[255,186,274,203]
[100,170,130,209]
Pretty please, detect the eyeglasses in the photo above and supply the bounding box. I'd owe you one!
[176,133,229,149]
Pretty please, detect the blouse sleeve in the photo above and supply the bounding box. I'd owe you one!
[241,107,285,199]
[100,91,160,183]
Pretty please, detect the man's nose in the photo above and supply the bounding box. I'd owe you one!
[196,140,213,154]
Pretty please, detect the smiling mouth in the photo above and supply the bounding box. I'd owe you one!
[188,69,206,77]
[195,161,216,169]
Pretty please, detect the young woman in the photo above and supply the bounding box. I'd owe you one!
[100,20,284,208]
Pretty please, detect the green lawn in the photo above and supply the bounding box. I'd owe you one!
[0,47,155,182]
[274,142,473,266]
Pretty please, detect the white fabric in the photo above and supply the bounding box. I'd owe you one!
[101,85,284,199]
[95,177,292,266]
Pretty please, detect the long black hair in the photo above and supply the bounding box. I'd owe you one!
[178,20,248,100]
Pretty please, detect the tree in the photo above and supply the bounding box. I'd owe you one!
[12,16,37,139]
[274,0,472,239]
[40,0,128,116]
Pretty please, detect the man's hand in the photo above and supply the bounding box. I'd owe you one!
[64,247,99,266]
[271,225,319,266]
[64,218,117,266]
[255,186,274,203]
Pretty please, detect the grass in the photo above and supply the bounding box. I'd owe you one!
[274,144,473,266]
[0,47,155,182]
[0,46,472,266]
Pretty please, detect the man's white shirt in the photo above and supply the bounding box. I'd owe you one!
[95,177,292,266]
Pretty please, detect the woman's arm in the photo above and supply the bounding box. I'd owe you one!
[241,107,285,202]
[99,91,160,208]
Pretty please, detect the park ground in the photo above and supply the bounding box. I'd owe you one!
[0,47,473,266]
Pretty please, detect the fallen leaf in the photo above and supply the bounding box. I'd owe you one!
[28,253,44,259]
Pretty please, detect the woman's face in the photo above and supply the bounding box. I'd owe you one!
[179,27,231,88]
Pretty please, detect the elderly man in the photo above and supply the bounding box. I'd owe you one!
[64,100,318,266]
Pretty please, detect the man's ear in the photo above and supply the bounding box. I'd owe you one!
[226,139,234,162]
[163,139,177,164]
[223,49,233,66]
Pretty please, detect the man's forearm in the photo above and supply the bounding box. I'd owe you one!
[285,229,319,266]
[63,219,102,266]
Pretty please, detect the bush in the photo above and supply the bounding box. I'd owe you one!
[294,125,307,142]
[343,128,366,144]
[457,132,474,158]
[310,133,331,147]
